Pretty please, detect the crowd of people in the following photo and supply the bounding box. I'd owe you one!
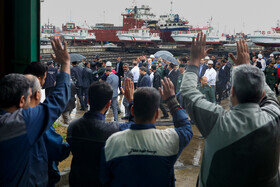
[1,34,280,187]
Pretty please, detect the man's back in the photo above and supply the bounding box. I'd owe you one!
[67,111,129,186]
[181,66,280,187]
[101,109,193,187]
[106,73,119,98]
[43,66,57,89]
[82,67,93,88]
[139,74,151,87]
[0,72,70,186]
[71,66,83,87]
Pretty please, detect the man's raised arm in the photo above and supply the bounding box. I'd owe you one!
[24,37,71,144]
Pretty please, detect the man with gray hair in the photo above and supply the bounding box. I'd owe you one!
[24,74,42,107]
[181,34,280,187]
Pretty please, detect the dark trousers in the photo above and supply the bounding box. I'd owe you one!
[81,87,89,109]
[118,76,122,93]
[275,79,280,95]
[159,100,169,117]
[76,86,86,110]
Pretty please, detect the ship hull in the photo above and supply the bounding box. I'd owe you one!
[248,35,280,47]
[171,34,222,45]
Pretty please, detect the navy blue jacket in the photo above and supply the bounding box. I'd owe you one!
[71,66,83,87]
[100,109,193,187]
[43,66,58,89]
[67,111,132,187]
[82,67,93,88]
[138,74,151,87]
[199,64,208,80]
[0,72,70,187]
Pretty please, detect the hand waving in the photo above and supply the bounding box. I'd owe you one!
[228,39,250,66]
[190,32,213,67]
[159,77,175,100]
[51,37,70,74]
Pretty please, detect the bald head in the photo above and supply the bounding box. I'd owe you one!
[201,76,208,86]
[24,74,42,107]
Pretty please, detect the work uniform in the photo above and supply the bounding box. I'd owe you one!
[198,84,216,103]
[0,72,70,186]
[181,65,280,187]
[264,66,278,91]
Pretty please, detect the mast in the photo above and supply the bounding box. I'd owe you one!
[170,1,173,14]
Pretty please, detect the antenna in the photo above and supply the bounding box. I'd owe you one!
[170,1,173,14]
[132,0,136,7]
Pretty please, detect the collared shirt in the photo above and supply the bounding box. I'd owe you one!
[204,67,217,86]
[131,66,140,83]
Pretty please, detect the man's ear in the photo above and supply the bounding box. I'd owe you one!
[155,109,159,120]
[18,95,25,108]
[231,86,235,97]
[35,91,40,101]
[105,100,111,109]
[130,105,134,116]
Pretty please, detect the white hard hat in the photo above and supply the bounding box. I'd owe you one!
[258,54,263,58]
[270,53,274,57]
[106,61,112,67]
[150,55,155,58]
[205,56,210,60]
[208,60,213,65]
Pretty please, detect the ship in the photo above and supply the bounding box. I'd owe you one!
[61,23,96,45]
[171,27,223,45]
[89,4,190,44]
[41,20,56,39]
[171,18,225,46]
[247,21,280,47]
[116,27,161,43]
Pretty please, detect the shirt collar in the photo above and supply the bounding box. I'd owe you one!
[130,123,156,130]
[84,111,105,120]
[0,109,7,115]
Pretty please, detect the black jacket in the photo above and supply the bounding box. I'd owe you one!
[71,66,83,87]
[82,67,93,88]
[43,66,58,89]
[67,112,132,187]
[116,61,124,77]
[153,71,161,90]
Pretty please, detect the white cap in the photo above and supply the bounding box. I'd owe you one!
[258,54,263,58]
[106,61,112,67]
[207,60,213,65]
[270,53,274,57]
[205,56,210,60]
[150,55,155,58]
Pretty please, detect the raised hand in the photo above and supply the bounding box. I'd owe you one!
[190,32,213,67]
[121,78,134,103]
[159,77,175,100]
[51,36,70,74]
[228,39,250,66]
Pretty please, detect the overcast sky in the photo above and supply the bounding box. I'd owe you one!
[41,0,280,34]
